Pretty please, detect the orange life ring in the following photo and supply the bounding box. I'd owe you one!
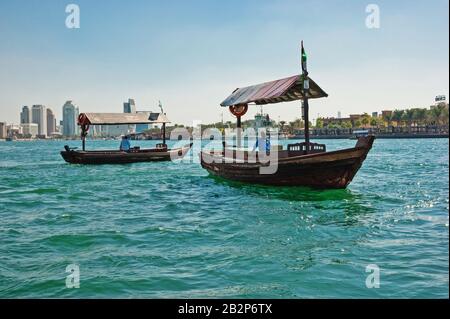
[78,113,89,126]
[78,113,90,136]
[78,113,90,134]
[229,104,248,117]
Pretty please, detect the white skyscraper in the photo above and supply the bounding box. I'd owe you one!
[62,101,79,137]
[31,105,47,137]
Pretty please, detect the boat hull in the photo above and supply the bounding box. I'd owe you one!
[200,136,375,189]
[61,144,192,165]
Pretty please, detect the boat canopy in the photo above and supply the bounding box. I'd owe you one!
[220,74,328,107]
[78,112,171,126]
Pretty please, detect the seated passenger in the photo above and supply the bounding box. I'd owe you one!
[120,135,131,151]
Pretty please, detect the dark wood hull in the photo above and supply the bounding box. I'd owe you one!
[61,144,192,164]
[200,136,375,189]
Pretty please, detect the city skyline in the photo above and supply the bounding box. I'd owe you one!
[3,96,448,133]
[0,0,448,125]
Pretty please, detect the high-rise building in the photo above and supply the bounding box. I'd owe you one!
[62,101,79,137]
[20,106,31,124]
[337,111,342,119]
[104,125,133,137]
[123,98,136,113]
[0,122,7,139]
[46,108,56,136]
[31,105,47,137]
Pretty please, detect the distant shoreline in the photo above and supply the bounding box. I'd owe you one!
[1,134,449,142]
[290,133,449,140]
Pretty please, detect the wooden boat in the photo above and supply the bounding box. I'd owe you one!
[200,42,375,189]
[201,136,374,188]
[61,143,192,165]
[61,112,192,164]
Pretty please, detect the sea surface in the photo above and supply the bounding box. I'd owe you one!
[0,138,448,298]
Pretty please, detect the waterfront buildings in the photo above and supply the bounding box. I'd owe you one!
[136,111,153,133]
[31,105,47,137]
[381,110,393,119]
[20,106,31,124]
[105,125,134,137]
[0,122,7,139]
[21,123,39,137]
[7,124,22,138]
[62,101,79,137]
[321,116,355,127]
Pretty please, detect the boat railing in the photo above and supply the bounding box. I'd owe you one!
[287,142,326,155]
[155,143,168,151]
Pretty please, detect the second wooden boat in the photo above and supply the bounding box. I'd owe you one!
[61,143,192,165]
[61,112,192,164]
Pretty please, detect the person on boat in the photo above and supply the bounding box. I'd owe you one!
[120,135,131,151]
[253,130,270,154]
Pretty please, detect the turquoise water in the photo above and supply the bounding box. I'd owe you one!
[0,138,448,298]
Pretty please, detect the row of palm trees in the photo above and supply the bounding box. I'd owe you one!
[383,104,449,128]
[311,104,449,130]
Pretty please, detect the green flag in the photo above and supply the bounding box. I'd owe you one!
[301,41,308,74]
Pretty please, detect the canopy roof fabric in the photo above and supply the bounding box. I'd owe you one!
[147,112,170,124]
[220,75,328,107]
[78,112,170,125]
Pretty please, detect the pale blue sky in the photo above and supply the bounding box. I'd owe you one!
[0,0,448,125]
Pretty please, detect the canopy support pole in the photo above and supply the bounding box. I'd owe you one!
[162,123,166,146]
[236,116,242,149]
[80,125,88,151]
[304,99,310,154]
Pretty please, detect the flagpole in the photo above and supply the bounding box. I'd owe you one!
[301,41,310,154]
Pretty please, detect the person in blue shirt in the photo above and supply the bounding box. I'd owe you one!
[253,131,270,154]
[120,135,131,151]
